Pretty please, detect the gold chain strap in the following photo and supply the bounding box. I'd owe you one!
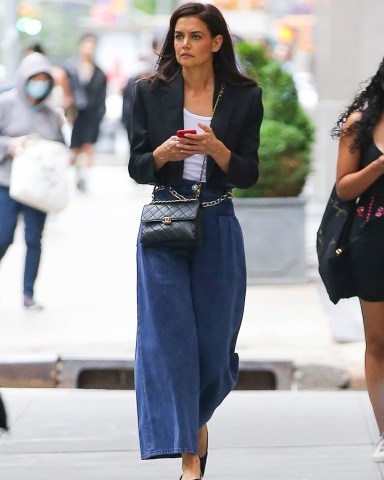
[151,85,226,205]
[202,191,233,208]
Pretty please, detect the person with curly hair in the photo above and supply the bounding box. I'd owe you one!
[332,57,384,462]
[129,3,263,479]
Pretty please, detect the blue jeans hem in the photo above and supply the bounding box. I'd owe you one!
[141,448,198,460]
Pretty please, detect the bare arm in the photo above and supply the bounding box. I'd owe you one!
[336,112,384,200]
[53,67,73,110]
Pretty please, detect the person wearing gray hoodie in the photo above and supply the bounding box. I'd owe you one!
[0,52,65,310]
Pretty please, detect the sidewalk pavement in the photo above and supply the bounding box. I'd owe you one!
[0,388,382,479]
[0,162,367,389]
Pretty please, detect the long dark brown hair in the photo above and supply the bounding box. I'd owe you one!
[150,2,257,89]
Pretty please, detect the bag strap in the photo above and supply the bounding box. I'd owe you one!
[193,84,225,200]
[151,84,225,204]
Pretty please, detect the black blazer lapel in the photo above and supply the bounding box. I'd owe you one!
[210,84,233,142]
[160,73,184,138]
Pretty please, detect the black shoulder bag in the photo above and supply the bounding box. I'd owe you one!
[316,185,358,304]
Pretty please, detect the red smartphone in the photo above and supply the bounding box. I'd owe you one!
[177,129,197,137]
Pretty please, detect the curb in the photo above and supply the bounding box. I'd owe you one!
[0,356,294,390]
[0,356,364,391]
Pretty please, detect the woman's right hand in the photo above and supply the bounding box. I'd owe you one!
[153,135,189,170]
[10,136,27,157]
[375,154,384,172]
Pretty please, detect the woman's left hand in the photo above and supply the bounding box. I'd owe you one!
[177,123,231,171]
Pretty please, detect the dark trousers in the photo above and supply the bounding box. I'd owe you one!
[0,186,46,296]
[135,181,247,459]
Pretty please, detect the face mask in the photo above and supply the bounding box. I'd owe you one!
[25,79,50,100]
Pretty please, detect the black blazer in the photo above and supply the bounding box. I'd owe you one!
[128,72,263,190]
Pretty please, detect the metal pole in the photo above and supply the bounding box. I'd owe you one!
[3,0,20,84]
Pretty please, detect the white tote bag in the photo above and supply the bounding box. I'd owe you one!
[10,136,70,213]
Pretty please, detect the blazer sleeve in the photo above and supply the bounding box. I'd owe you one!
[225,87,263,189]
[128,81,159,185]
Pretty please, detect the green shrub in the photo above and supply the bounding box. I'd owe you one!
[234,42,314,197]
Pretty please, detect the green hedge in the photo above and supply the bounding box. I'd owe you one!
[234,41,314,197]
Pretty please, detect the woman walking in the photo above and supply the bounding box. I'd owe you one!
[128,3,263,478]
[0,52,65,309]
[331,57,384,461]
[64,33,106,192]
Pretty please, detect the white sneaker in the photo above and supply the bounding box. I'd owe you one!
[373,435,384,462]
[23,295,44,311]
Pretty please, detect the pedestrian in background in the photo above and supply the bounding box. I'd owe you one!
[0,53,65,310]
[128,3,263,479]
[331,56,384,462]
[64,33,106,192]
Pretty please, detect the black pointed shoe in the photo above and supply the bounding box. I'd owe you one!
[199,429,208,477]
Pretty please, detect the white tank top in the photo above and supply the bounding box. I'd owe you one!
[182,108,211,182]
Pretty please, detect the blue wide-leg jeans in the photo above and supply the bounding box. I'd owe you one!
[0,186,46,296]
[135,181,246,460]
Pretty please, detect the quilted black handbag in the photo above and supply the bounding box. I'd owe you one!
[141,199,202,247]
[316,185,358,304]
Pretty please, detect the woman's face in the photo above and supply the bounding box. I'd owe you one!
[174,16,223,69]
[79,37,96,61]
[25,72,51,103]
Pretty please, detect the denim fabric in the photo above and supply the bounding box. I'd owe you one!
[135,180,246,460]
[0,186,46,296]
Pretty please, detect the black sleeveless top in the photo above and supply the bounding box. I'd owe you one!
[360,141,384,191]
[347,140,384,301]
[355,141,384,222]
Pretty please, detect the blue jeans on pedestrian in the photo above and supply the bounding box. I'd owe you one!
[0,186,46,296]
[135,180,247,460]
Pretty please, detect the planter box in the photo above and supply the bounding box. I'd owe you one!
[234,196,307,284]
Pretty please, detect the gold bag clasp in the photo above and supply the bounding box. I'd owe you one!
[162,216,172,225]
